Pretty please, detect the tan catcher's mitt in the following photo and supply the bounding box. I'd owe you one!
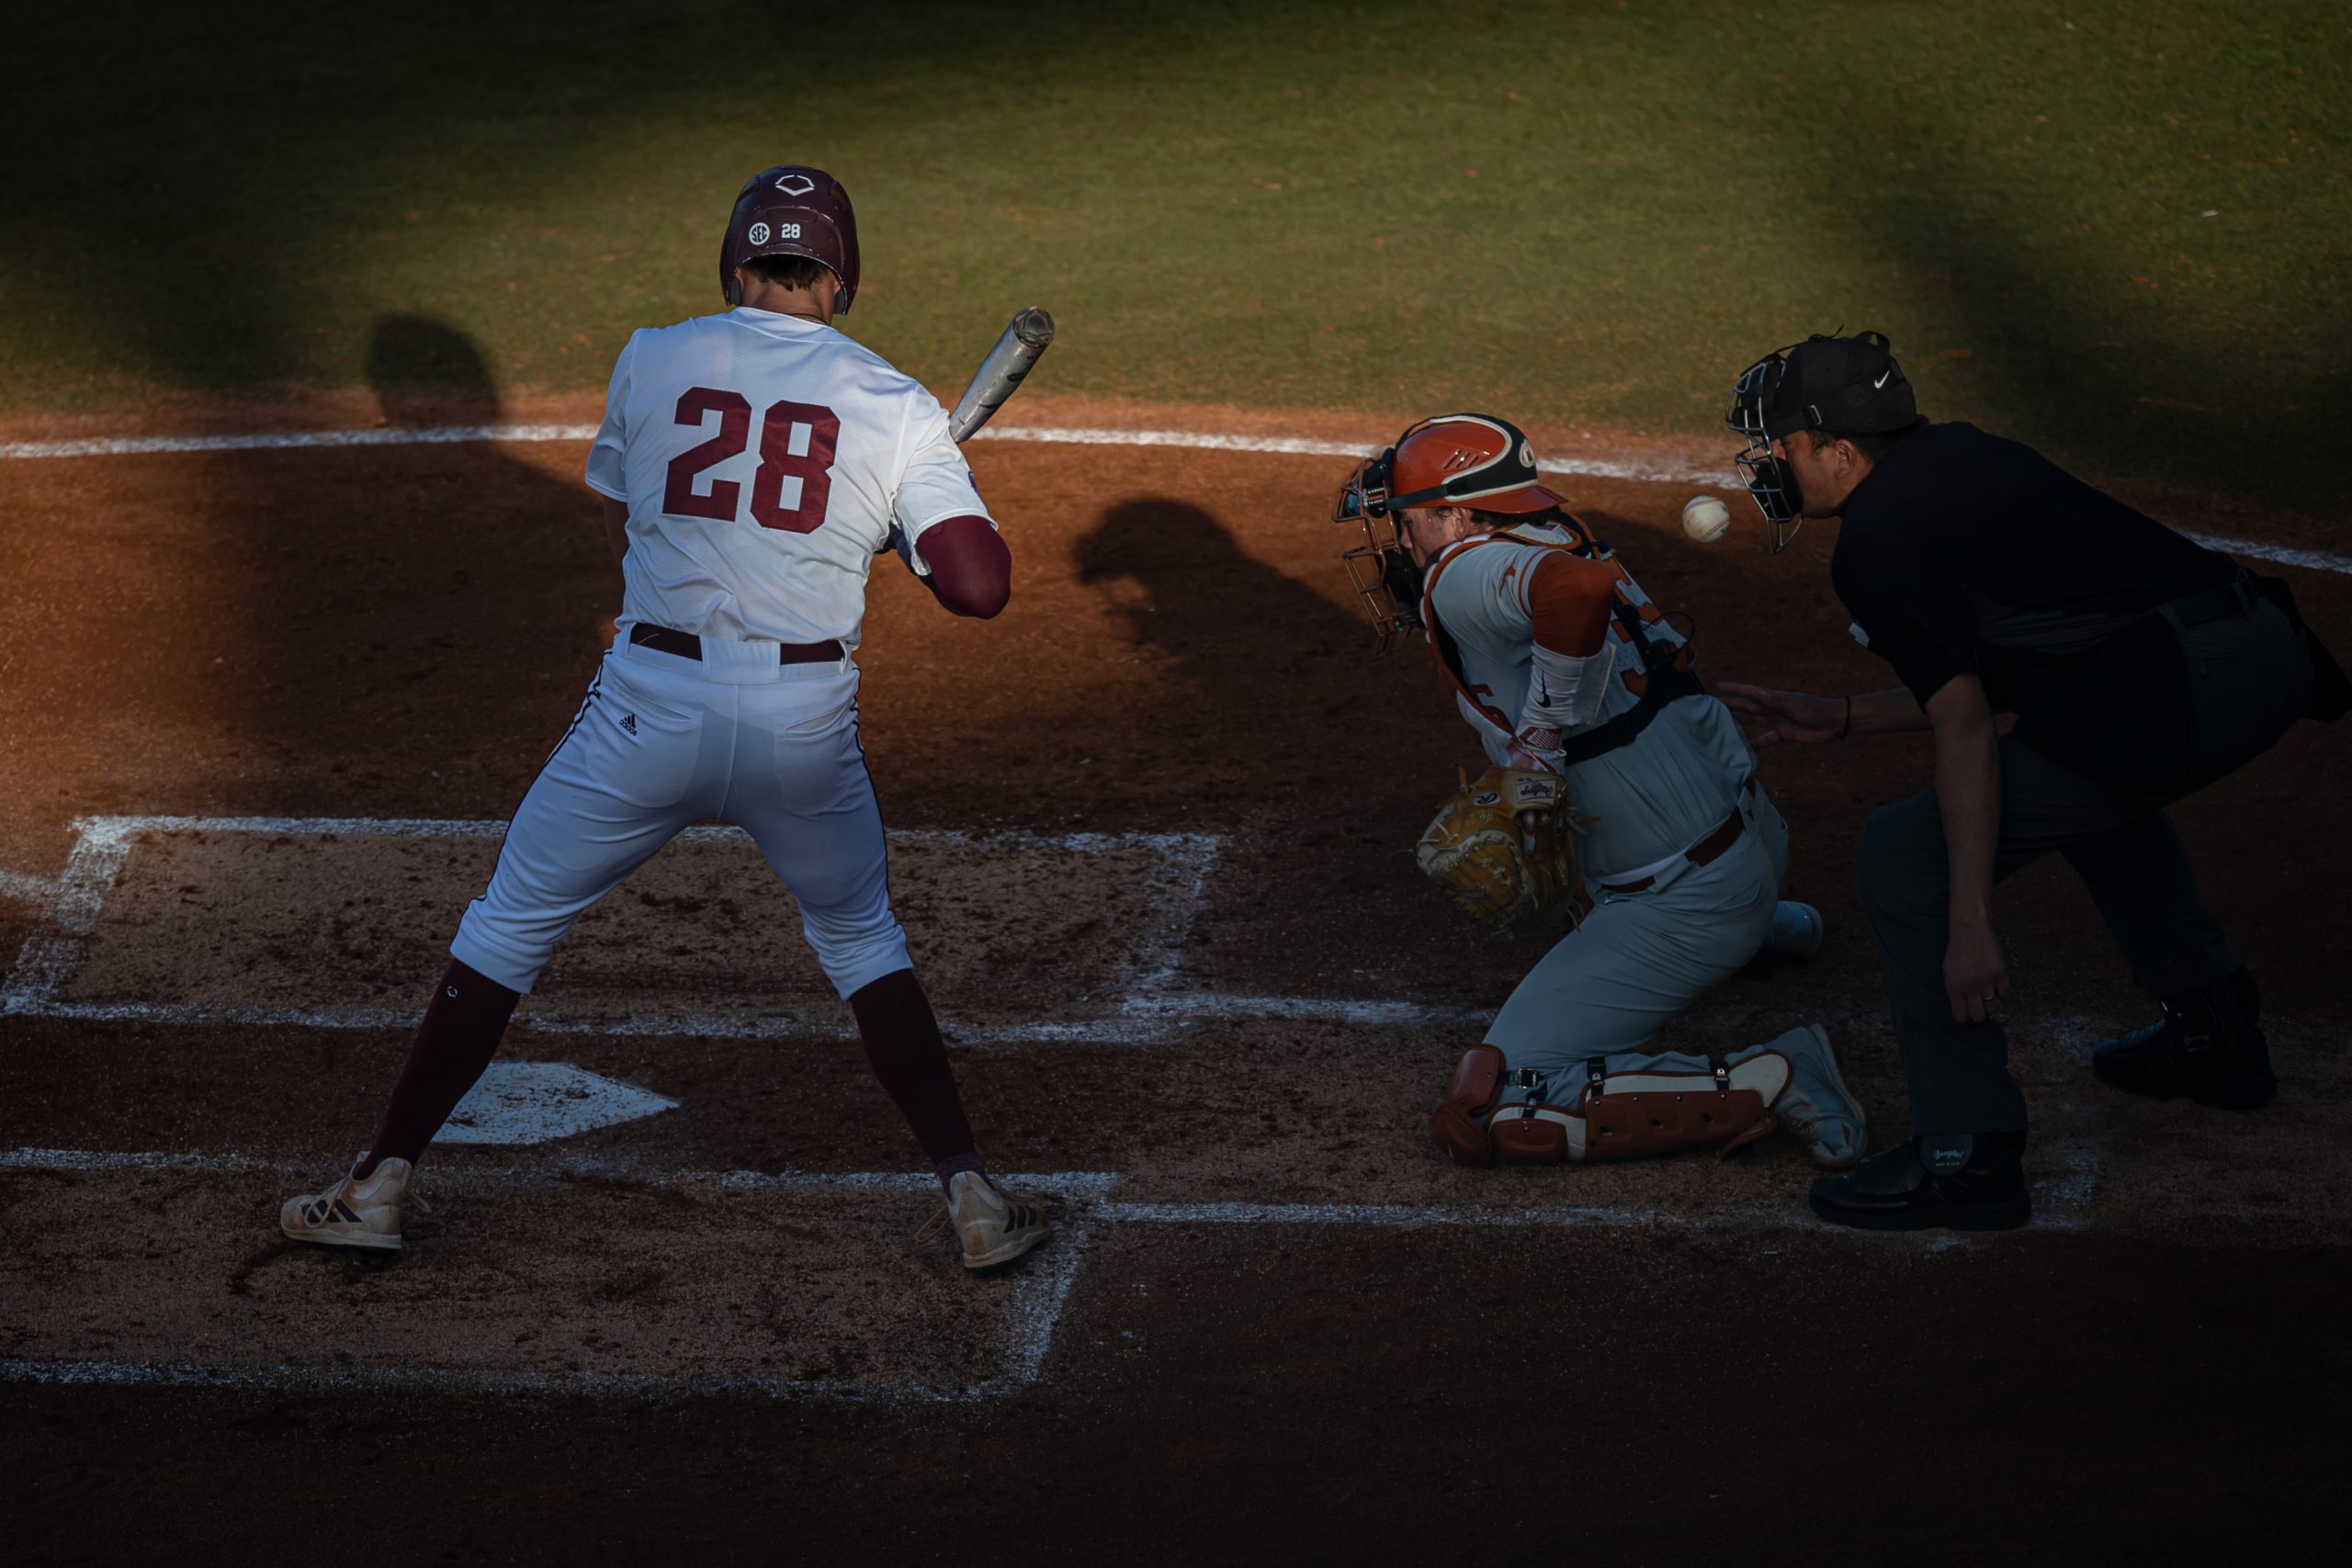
[1416,765,1583,935]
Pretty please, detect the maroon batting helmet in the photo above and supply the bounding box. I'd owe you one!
[720,165,861,312]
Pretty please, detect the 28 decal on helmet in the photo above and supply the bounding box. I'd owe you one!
[719,164,862,310]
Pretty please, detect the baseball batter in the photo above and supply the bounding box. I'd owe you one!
[282,165,1049,1270]
[1332,415,1865,1168]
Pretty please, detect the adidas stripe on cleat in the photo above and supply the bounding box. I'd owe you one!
[923,1170,1051,1271]
[279,1157,423,1253]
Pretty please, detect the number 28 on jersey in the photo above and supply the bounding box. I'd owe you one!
[662,388,840,536]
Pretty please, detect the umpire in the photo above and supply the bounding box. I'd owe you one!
[1717,332,2346,1232]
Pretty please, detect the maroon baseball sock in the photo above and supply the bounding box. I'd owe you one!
[353,958,520,1178]
[847,969,981,1187]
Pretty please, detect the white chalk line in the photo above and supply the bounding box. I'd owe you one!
[0,423,602,460]
[0,817,146,1010]
[0,1138,2103,1401]
[0,813,1216,855]
[0,1141,2095,1232]
[0,1149,1113,1405]
[1116,830,1226,999]
[2029,1137,2100,1219]
[0,1140,2096,1219]
[0,1145,1106,1189]
[7,993,1485,1046]
[0,814,1477,1043]
[0,869,57,904]
[6,417,2346,575]
[973,423,1733,487]
[2181,531,2352,575]
[0,420,1730,488]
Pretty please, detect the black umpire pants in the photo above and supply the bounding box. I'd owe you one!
[1857,594,2313,1134]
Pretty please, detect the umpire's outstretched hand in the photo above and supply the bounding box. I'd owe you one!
[1717,682,1845,747]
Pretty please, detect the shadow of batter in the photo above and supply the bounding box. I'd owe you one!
[216,315,615,815]
[1071,495,1452,794]
[1070,493,1498,997]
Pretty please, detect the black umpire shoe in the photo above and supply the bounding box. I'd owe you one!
[2093,967,2276,1111]
[1808,1133,2031,1233]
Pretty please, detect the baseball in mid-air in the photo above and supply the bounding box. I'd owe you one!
[1680,494,1733,543]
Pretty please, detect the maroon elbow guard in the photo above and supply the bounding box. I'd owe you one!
[920,515,1012,617]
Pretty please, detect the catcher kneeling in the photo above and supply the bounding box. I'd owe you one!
[1332,414,1866,1170]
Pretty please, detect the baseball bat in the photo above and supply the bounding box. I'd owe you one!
[947,307,1056,443]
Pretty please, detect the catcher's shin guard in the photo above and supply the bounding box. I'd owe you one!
[1430,1045,1506,1166]
[1435,1052,1792,1167]
[1453,1062,1580,1166]
[1491,1074,1573,1164]
[1577,1054,1789,1162]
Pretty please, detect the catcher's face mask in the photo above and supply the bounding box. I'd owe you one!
[1724,350,1804,554]
[1333,451,1427,650]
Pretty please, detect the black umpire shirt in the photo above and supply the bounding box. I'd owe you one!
[1831,421,2237,784]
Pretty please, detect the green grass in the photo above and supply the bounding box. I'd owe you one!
[4,0,2347,502]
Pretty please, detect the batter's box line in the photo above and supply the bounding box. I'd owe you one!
[0,1143,2098,1229]
[0,868,59,905]
[0,1142,2103,1406]
[7,992,1491,1049]
[0,1148,1118,1406]
[0,814,1241,1040]
[0,1143,2103,1405]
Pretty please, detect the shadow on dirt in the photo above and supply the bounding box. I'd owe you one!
[211,314,614,813]
[1070,495,1415,795]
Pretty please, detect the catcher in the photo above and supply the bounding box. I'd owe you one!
[1332,413,1865,1169]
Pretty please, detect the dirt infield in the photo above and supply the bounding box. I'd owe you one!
[3,402,2349,1562]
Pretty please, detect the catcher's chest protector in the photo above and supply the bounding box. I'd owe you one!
[1421,529,1695,762]
[1488,1055,1790,1165]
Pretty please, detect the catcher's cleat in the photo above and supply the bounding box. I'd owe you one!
[1763,900,1826,962]
[1807,1133,2030,1232]
[2093,968,2275,1110]
[279,1157,424,1254]
[925,1171,1051,1271]
[1429,1044,1506,1166]
[1772,1024,1866,1169]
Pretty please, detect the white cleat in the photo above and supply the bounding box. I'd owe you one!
[279,1158,423,1253]
[1764,900,1826,961]
[1773,1025,1868,1169]
[930,1171,1051,1271]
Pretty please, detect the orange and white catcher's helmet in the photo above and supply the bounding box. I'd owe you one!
[1331,413,1563,647]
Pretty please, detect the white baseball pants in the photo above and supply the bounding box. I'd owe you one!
[450,634,910,998]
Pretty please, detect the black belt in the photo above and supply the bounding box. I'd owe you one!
[2160,570,2256,635]
[628,623,843,664]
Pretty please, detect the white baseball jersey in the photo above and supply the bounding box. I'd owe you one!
[584,305,992,649]
[448,304,991,1003]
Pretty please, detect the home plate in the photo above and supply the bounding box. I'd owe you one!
[437,1061,677,1145]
